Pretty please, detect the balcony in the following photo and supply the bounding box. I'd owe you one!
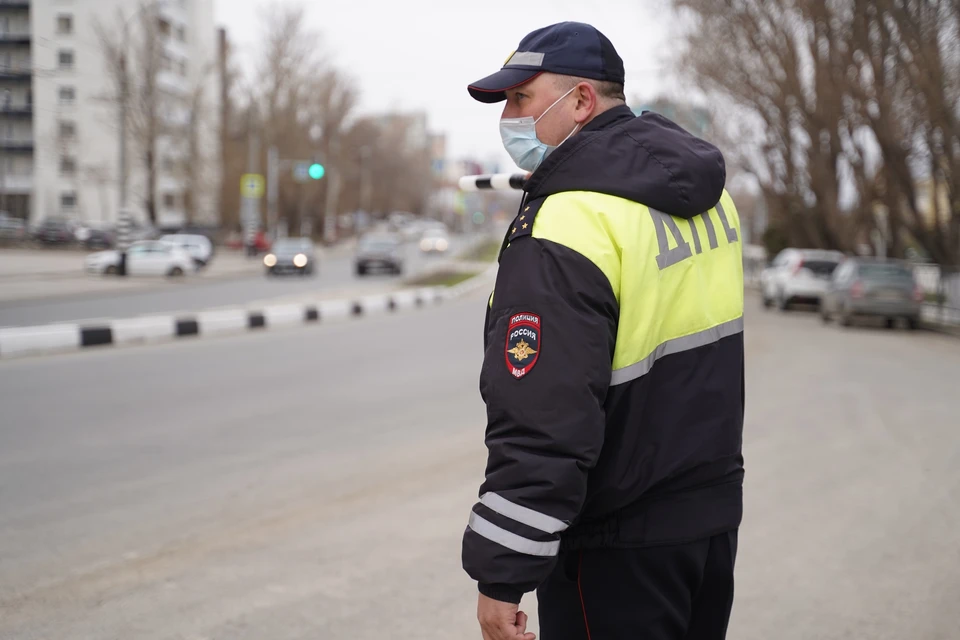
[0,137,33,151]
[0,173,31,192]
[0,104,31,116]
[0,1,30,10]
[0,32,30,45]
[157,69,189,95]
[0,68,29,81]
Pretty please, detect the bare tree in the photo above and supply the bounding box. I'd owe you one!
[94,1,171,225]
[217,1,437,239]
[673,0,960,263]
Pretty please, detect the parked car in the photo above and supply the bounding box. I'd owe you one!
[419,227,450,254]
[83,227,115,250]
[85,240,196,277]
[160,233,214,268]
[263,237,316,276]
[356,233,404,275]
[820,258,923,329]
[73,223,116,250]
[34,217,76,245]
[0,213,26,243]
[760,248,845,310]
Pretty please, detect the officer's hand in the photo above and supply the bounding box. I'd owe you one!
[477,593,536,640]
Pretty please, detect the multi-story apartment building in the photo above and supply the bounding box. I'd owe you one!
[0,0,220,228]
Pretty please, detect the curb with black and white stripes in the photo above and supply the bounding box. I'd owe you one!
[0,265,498,360]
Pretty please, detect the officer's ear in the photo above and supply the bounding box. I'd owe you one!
[572,81,598,124]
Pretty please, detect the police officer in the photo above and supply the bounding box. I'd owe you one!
[461,22,745,640]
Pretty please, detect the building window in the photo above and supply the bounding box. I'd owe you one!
[61,192,77,210]
[163,193,178,209]
[58,50,74,70]
[57,15,73,35]
[59,86,76,105]
[59,120,76,139]
[176,25,186,42]
[158,18,171,39]
[162,157,176,172]
[60,156,77,175]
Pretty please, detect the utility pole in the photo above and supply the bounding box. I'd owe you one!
[118,51,128,210]
[241,105,261,256]
[115,47,131,276]
[267,145,278,239]
[323,136,341,244]
[359,145,372,215]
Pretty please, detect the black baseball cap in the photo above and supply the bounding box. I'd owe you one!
[468,22,625,104]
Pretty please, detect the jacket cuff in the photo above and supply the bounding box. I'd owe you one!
[478,582,524,604]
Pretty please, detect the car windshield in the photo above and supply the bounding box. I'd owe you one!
[802,260,839,277]
[274,239,311,252]
[422,228,446,237]
[361,238,398,251]
[860,263,913,281]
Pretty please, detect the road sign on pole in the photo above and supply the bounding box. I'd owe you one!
[241,173,265,199]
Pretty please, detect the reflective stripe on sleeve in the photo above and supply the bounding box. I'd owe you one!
[468,512,560,557]
[480,492,569,534]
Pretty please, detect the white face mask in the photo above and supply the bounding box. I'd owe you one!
[499,86,581,172]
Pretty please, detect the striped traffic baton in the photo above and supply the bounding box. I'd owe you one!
[458,173,529,191]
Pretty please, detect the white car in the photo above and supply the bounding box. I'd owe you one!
[419,227,450,253]
[85,240,196,277]
[160,233,214,268]
[761,248,845,310]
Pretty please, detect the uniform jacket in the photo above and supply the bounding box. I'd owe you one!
[462,105,745,604]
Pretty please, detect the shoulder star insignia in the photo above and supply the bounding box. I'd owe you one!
[522,223,528,229]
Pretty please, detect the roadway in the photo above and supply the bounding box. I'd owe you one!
[0,294,958,639]
[0,235,469,328]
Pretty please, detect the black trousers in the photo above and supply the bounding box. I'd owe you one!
[538,530,737,640]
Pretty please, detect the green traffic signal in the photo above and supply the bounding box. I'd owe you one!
[308,163,325,180]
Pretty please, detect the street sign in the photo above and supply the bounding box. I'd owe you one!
[240,173,265,199]
[293,162,310,183]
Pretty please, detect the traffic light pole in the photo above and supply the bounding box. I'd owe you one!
[266,145,329,240]
[267,146,279,239]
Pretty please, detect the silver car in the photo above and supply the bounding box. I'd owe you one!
[821,258,923,329]
[356,233,404,275]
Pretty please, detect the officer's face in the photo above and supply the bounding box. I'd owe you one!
[503,74,581,147]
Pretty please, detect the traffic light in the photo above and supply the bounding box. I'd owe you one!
[308,163,325,180]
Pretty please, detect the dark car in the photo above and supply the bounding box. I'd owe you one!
[355,233,404,276]
[35,218,75,245]
[821,258,924,329]
[84,228,115,250]
[263,237,316,276]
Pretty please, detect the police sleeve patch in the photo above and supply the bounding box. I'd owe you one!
[505,313,541,379]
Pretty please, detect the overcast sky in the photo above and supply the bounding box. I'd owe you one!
[213,0,682,170]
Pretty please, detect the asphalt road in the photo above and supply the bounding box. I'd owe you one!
[0,294,958,639]
[0,235,468,328]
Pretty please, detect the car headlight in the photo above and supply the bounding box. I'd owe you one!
[420,239,431,251]
[437,239,448,251]
[293,254,308,268]
[264,254,277,267]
